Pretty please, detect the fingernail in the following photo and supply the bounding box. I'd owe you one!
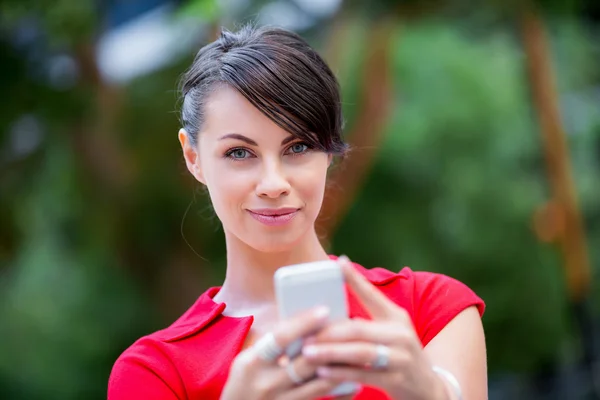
[339,255,350,264]
[303,345,318,356]
[314,306,330,319]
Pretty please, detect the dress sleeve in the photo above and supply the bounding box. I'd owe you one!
[108,339,183,400]
[411,272,485,347]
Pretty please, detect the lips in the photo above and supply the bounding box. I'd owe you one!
[247,208,300,226]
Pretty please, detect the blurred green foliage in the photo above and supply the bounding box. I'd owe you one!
[177,0,220,21]
[332,21,599,371]
[1,0,599,399]
[0,0,96,45]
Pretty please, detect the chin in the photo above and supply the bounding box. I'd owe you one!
[238,223,312,253]
[245,235,303,254]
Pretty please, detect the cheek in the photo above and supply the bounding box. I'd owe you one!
[205,166,250,217]
[292,158,329,204]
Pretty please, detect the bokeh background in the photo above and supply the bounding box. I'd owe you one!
[1,0,600,399]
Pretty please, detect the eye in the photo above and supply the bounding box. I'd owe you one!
[225,148,252,160]
[287,143,309,155]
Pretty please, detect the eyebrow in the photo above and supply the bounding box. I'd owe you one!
[219,133,297,146]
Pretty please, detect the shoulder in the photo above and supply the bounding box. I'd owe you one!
[113,286,225,356]
[108,334,184,399]
[350,261,485,346]
[108,287,224,399]
[142,286,227,344]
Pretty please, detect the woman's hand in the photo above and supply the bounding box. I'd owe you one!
[301,256,449,400]
[220,306,348,400]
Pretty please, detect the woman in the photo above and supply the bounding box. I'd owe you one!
[108,25,487,400]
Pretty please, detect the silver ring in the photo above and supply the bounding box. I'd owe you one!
[253,332,284,362]
[285,362,304,385]
[371,344,391,369]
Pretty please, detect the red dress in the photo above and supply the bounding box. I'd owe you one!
[108,259,485,399]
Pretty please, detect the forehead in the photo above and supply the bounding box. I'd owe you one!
[201,85,290,141]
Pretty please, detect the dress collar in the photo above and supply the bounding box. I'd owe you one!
[161,256,403,342]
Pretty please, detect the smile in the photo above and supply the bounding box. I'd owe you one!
[247,208,299,227]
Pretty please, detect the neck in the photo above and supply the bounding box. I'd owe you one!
[213,229,330,313]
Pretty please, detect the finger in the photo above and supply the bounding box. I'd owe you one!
[332,395,356,400]
[278,378,340,400]
[303,342,384,367]
[312,319,414,345]
[278,355,319,388]
[304,341,412,371]
[249,354,319,396]
[272,306,331,351]
[249,307,330,367]
[317,365,388,389]
[338,255,401,320]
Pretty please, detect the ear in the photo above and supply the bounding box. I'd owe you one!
[178,128,205,184]
[327,153,334,167]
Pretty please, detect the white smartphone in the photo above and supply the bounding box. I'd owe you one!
[274,260,360,397]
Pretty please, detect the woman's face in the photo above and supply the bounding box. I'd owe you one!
[179,85,331,253]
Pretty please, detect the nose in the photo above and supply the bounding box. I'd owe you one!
[255,159,291,199]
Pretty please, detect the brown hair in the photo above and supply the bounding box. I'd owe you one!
[178,24,347,155]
